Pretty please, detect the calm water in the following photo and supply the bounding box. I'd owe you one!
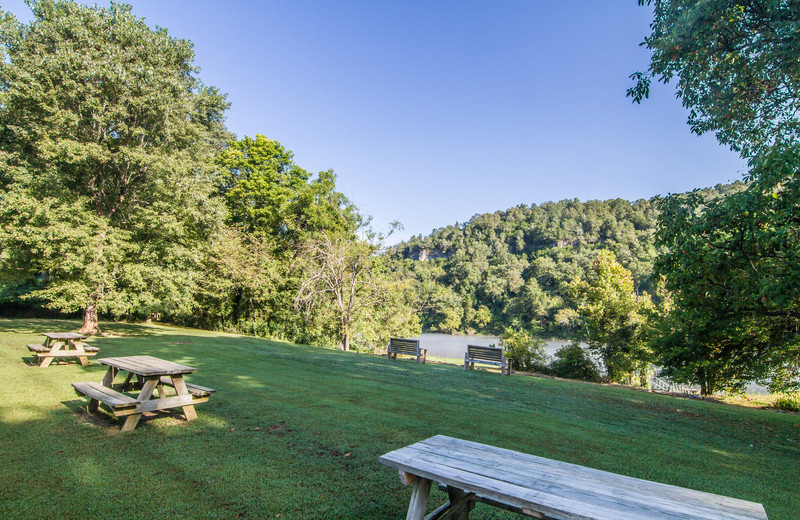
[418,333,579,360]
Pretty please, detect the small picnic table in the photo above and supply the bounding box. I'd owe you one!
[27,332,97,367]
[73,355,215,432]
[379,435,768,520]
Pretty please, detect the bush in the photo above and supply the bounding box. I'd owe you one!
[548,343,602,382]
[772,393,800,413]
[500,328,546,372]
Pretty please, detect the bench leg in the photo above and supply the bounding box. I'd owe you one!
[447,486,474,520]
[405,477,432,520]
[88,398,99,414]
[171,376,198,421]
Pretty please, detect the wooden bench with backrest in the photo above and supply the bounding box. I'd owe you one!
[465,344,510,375]
[380,435,769,520]
[387,337,427,364]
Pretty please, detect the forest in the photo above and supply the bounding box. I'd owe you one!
[1,0,799,397]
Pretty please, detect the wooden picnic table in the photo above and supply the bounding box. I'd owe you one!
[379,435,768,520]
[73,355,215,432]
[27,332,97,367]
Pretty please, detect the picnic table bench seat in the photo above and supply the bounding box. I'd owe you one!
[465,344,511,375]
[387,337,427,364]
[158,376,216,398]
[26,343,47,353]
[72,382,140,416]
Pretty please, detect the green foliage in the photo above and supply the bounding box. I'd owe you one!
[654,148,800,394]
[391,196,682,335]
[0,0,229,331]
[216,134,358,248]
[548,343,602,382]
[631,0,800,157]
[771,394,800,413]
[500,327,546,372]
[570,250,653,383]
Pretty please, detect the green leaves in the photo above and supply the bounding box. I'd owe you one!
[632,0,800,157]
[0,0,229,330]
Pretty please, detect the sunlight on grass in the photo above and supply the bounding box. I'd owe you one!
[1,320,797,519]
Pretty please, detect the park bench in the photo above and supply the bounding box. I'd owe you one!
[380,435,769,520]
[464,344,510,375]
[387,337,427,363]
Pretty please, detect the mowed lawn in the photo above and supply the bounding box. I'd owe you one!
[1,319,798,520]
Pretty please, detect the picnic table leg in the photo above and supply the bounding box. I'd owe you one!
[121,377,159,432]
[405,476,432,520]
[102,367,118,387]
[446,486,473,520]
[71,340,90,366]
[39,339,60,368]
[170,375,198,421]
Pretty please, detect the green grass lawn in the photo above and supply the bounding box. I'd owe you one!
[1,319,797,519]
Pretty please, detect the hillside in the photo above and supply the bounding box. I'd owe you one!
[388,184,745,335]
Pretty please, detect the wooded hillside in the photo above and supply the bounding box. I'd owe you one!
[388,183,744,336]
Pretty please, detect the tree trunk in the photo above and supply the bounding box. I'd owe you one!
[78,294,100,334]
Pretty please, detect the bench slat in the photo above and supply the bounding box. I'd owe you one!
[26,343,46,353]
[158,376,217,397]
[72,382,140,409]
[37,351,98,358]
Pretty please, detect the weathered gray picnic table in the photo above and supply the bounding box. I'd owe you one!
[379,435,768,520]
[73,355,215,432]
[26,332,97,367]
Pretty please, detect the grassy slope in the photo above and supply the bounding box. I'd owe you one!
[0,319,797,520]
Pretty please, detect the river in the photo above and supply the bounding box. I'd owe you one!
[419,333,580,361]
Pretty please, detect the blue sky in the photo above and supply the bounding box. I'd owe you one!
[3,1,747,244]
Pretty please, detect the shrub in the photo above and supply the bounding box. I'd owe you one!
[548,343,602,382]
[500,328,547,372]
[772,393,800,413]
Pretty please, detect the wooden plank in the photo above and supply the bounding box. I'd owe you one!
[421,435,763,516]
[158,376,216,396]
[380,436,768,520]
[72,382,140,408]
[36,351,97,358]
[99,355,196,376]
[26,343,47,352]
[42,332,86,340]
[418,436,766,519]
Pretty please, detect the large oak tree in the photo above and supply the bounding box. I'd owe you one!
[0,1,230,333]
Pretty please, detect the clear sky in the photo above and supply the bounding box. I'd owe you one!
[3,1,747,244]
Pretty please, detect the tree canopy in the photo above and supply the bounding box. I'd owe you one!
[0,0,231,333]
[630,0,800,157]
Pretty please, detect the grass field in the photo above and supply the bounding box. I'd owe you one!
[1,318,797,519]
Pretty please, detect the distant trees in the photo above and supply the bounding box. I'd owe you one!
[570,250,652,384]
[0,1,229,333]
[295,231,420,351]
[390,197,665,336]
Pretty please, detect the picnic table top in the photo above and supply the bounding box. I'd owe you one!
[99,355,197,377]
[42,332,87,340]
[379,435,768,520]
